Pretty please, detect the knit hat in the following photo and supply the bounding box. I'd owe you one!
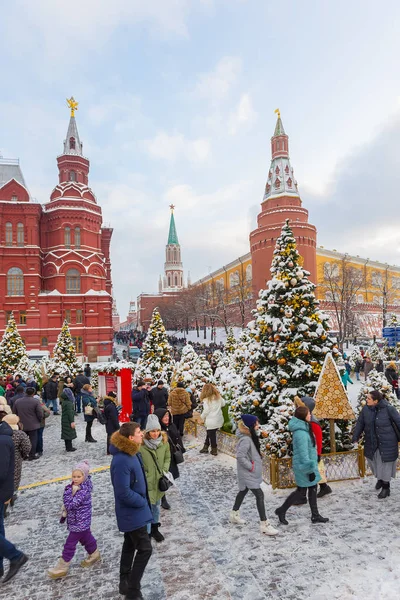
[301,396,315,413]
[74,459,90,481]
[108,391,117,398]
[0,398,11,415]
[2,414,19,430]
[241,414,258,429]
[145,414,161,432]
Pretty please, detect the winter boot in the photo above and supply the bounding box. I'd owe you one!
[378,482,390,499]
[375,479,384,491]
[150,523,165,542]
[210,447,218,456]
[47,557,70,579]
[317,483,332,498]
[229,510,246,525]
[88,435,97,443]
[199,444,209,454]
[260,520,279,536]
[119,574,130,595]
[309,485,329,523]
[3,553,28,583]
[161,496,171,510]
[274,508,288,525]
[80,548,101,567]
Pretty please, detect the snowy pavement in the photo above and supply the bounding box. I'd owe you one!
[3,412,400,600]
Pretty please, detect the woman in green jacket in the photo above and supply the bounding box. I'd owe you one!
[140,414,171,542]
[61,388,77,452]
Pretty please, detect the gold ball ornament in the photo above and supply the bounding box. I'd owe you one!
[252,400,260,407]
[280,378,288,385]
[277,358,286,365]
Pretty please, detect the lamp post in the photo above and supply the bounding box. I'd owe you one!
[390,314,398,362]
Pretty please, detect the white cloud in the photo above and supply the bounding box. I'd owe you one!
[194,56,242,105]
[143,132,211,163]
[228,93,257,134]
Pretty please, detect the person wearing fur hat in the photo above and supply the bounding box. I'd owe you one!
[0,397,11,418]
[199,383,225,456]
[139,414,171,542]
[230,414,278,536]
[1,414,31,497]
[154,408,184,509]
[110,422,153,598]
[296,396,332,499]
[275,406,329,525]
[48,459,100,579]
[104,393,120,455]
[60,388,77,452]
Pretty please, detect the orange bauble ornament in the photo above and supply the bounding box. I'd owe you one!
[252,400,260,407]
[303,349,309,355]
[277,357,286,365]
[280,378,288,385]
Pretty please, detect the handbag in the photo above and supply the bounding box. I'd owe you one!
[94,406,107,425]
[148,450,173,492]
[84,405,94,416]
[172,443,184,465]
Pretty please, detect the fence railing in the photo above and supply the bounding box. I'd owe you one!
[185,419,400,489]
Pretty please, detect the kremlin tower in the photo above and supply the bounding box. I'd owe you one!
[159,205,184,292]
[250,111,317,295]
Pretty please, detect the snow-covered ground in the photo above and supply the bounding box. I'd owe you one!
[166,327,243,345]
[4,410,400,600]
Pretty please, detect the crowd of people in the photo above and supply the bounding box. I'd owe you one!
[2,358,400,598]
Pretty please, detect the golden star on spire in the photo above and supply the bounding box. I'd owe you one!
[274,108,281,119]
[169,204,175,212]
[67,97,79,117]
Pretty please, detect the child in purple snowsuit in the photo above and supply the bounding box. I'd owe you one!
[47,460,101,579]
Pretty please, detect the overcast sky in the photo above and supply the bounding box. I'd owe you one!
[1,0,400,318]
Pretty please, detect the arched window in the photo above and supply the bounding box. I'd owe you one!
[168,275,171,287]
[357,294,364,304]
[66,269,81,294]
[7,267,24,296]
[246,264,252,282]
[41,337,48,347]
[69,171,76,182]
[174,275,178,286]
[17,223,24,247]
[65,227,71,248]
[69,137,76,150]
[75,227,81,249]
[5,223,12,246]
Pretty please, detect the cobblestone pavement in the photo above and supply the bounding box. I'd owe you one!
[2,413,400,600]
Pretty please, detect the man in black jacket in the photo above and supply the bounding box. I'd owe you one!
[0,422,28,582]
[131,381,150,429]
[151,381,168,411]
[73,370,90,414]
[43,374,60,415]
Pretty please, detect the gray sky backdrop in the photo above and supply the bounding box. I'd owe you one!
[1,1,400,318]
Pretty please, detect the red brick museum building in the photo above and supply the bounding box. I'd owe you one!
[0,100,113,361]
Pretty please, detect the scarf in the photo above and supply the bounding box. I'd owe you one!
[144,435,163,451]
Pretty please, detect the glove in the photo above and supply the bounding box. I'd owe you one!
[308,473,316,482]
[317,455,321,463]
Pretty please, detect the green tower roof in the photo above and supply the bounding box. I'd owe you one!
[274,116,286,137]
[168,211,179,245]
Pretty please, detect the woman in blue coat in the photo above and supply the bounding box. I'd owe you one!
[353,389,400,498]
[275,406,329,525]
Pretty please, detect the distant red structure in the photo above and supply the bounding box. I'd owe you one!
[250,111,317,295]
[0,98,114,360]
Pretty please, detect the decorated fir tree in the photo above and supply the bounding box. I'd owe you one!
[52,320,80,376]
[0,313,28,373]
[172,343,214,392]
[135,308,174,384]
[356,369,400,414]
[225,327,237,355]
[238,220,338,457]
[368,343,384,364]
[15,355,36,379]
[349,346,362,371]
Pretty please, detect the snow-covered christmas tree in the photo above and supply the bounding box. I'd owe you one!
[225,328,237,355]
[368,343,384,364]
[349,346,363,371]
[0,313,28,373]
[50,320,80,376]
[238,220,338,457]
[356,369,400,414]
[135,308,174,384]
[172,343,214,392]
[16,355,36,379]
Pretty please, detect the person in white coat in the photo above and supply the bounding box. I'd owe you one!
[230,414,278,536]
[199,384,225,456]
